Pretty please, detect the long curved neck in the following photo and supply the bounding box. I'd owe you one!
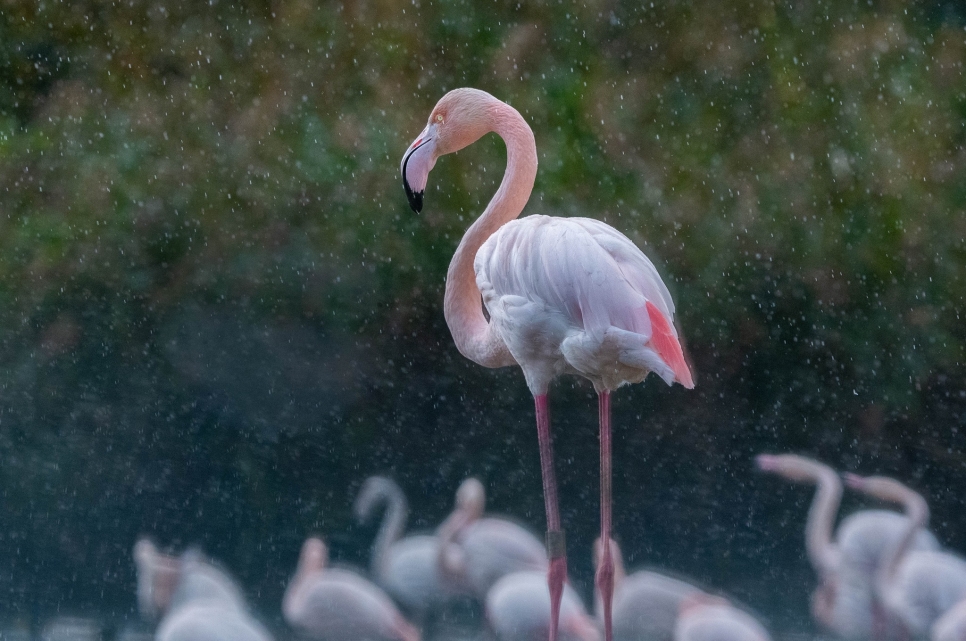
[435,496,483,586]
[368,481,408,578]
[804,464,843,577]
[877,486,929,601]
[283,544,325,622]
[283,564,312,621]
[443,101,537,368]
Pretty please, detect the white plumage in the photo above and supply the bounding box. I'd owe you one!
[476,215,680,393]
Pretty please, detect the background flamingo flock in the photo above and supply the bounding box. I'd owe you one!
[125,461,966,641]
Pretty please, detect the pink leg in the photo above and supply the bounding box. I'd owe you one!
[535,394,566,641]
[596,390,615,641]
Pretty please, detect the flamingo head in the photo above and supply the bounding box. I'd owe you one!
[354,475,395,523]
[401,88,500,212]
[455,476,486,519]
[298,537,329,573]
[755,453,824,483]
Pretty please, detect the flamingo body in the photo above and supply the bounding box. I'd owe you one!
[611,571,704,641]
[932,598,966,641]
[819,510,940,639]
[674,602,771,641]
[156,602,273,641]
[836,510,939,582]
[379,534,451,613]
[450,517,549,597]
[486,571,601,641]
[355,476,454,616]
[283,537,419,641]
[885,551,966,637]
[595,539,704,641]
[438,478,548,599]
[476,215,691,394]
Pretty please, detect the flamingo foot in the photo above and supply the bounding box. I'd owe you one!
[547,550,567,641]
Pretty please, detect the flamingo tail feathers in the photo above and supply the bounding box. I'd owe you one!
[645,301,694,389]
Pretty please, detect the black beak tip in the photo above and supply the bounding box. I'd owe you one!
[404,180,423,213]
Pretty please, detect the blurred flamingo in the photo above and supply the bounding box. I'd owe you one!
[756,454,938,639]
[486,570,601,641]
[283,537,420,641]
[354,476,457,618]
[133,540,274,641]
[437,477,548,599]
[844,474,966,638]
[931,598,966,641]
[401,86,693,641]
[674,595,772,641]
[134,539,181,621]
[594,538,704,641]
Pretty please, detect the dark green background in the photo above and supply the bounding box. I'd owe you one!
[1,0,965,635]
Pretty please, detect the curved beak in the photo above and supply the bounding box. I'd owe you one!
[400,123,438,212]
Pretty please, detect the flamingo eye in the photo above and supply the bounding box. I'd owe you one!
[435,114,444,124]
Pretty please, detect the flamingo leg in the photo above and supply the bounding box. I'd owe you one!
[535,394,566,641]
[596,390,615,641]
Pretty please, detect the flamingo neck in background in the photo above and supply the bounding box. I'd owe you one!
[443,98,537,369]
[367,479,409,579]
[876,484,929,603]
[804,462,843,578]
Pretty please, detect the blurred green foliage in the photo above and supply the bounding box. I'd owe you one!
[1,0,965,631]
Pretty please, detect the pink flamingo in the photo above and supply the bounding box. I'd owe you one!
[756,454,938,639]
[844,474,966,639]
[486,570,602,641]
[354,476,457,618]
[401,87,693,641]
[134,539,181,621]
[674,595,772,641]
[437,477,548,599]
[133,540,274,641]
[282,537,421,641]
[593,538,704,641]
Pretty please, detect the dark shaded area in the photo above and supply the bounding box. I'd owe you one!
[0,0,965,635]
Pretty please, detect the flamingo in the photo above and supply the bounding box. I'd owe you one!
[932,599,966,641]
[282,536,421,641]
[133,540,274,641]
[674,596,772,641]
[134,539,181,621]
[593,538,704,641]
[756,454,938,639]
[354,476,457,618]
[437,477,548,599]
[486,570,602,641]
[844,474,966,638]
[400,86,693,641]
